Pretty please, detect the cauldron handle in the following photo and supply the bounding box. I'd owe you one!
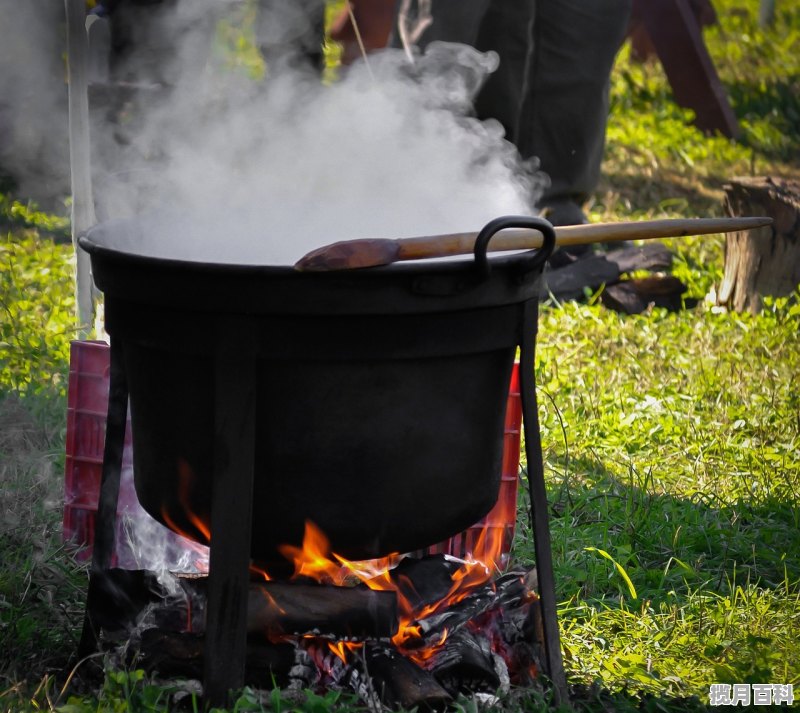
[473,215,556,279]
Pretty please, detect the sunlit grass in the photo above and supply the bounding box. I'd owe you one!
[2,0,799,710]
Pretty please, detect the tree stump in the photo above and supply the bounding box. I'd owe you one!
[717,177,800,313]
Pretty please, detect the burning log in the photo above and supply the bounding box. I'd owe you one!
[364,643,452,710]
[223,579,398,641]
[388,555,470,609]
[137,629,295,687]
[89,569,398,640]
[411,572,531,648]
[428,628,508,697]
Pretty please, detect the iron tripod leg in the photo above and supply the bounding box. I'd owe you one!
[518,297,569,705]
[78,338,129,658]
[203,319,258,708]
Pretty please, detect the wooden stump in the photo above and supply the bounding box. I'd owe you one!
[717,177,800,313]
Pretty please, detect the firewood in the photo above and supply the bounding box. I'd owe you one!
[90,569,398,640]
[413,573,530,647]
[542,243,675,304]
[387,555,468,610]
[543,255,620,301]
[415,584,497,643]
[240,581,398,640]
[428,629,506,696]
[365,643,452,710]
[604,242,674,274]
[601,275,687,314]
[137,629,295,686]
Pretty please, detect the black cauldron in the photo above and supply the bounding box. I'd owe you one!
[80,216,555,564]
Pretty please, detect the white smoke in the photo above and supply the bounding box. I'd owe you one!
[91,2,544,264]
[0,0,70,204]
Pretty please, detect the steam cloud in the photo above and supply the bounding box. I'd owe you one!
[0,0,70,204]
[91,1,544,264]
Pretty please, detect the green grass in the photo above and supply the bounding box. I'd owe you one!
[516,292,800,699]
[1,0,799,710]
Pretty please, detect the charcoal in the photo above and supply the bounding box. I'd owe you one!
[365,642,451,711]
[416,584,497,643]
[429,629,501,696]
[386,554,464,609]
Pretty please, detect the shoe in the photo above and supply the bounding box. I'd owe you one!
[539,200,591,267]
[539,200,588,227]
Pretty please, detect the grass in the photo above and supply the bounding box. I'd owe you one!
[1,0,799,710]
[517,295,800,699]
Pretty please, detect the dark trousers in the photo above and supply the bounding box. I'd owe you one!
[394,0,632,206]
[255,0,326,70]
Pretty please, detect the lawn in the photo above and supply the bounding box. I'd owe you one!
[1,0,799,710]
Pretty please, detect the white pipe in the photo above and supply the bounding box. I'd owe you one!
[65,0,96,338]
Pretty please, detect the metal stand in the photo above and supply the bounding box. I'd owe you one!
[79,300,565,706]
[78,339,128,657]
[519,298,568,704]
[203,319,258,707]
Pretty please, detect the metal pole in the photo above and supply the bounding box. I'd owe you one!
[204,318,258,706]
[519,297,569,705]
[78,338,128,657]
[64,0,96,337]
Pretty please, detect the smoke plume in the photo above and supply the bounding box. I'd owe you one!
[90,1,544,264]
[0,0,70,204]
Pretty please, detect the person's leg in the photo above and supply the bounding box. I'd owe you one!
[517,0,632,222]
[255,0,326,71]
[472,0,536,153]
[389,0,534,156]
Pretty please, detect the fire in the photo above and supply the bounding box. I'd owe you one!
[159,463,509,666]
[271,518,507,666]
[277,521,351,585]
[159,458,212,571]
[327,640,363,664]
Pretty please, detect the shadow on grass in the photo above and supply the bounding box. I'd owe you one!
[597,171,727,218]
[726,77,800,162]
[514,453,799,708]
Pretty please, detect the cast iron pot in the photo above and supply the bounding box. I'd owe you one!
[80,216,555,565]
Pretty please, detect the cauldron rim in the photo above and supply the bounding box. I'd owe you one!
[81,218,539,276]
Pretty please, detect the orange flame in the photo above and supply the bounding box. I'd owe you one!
[157,460,509,667]
[327,640,363,664]
[271,518,507,666]
[159,459,212,570]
